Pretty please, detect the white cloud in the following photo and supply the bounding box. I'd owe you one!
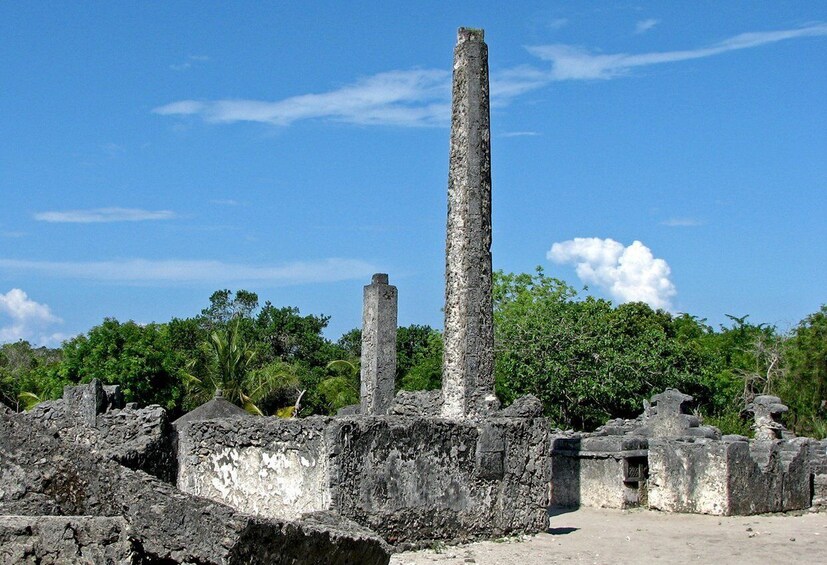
[547,18,569,31]
[170,54,211,71]
[548,237,676,310]
[528,23,827,80]
[660,217,703,227]
[154,69,452,127]
[0,258,377,286]
[499,131,540,138]
[0,288,64,346]
[635,19,659,34]
[34,208,176,223]
[153,24,827,128]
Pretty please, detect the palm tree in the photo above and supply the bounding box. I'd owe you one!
[184,319,294,415]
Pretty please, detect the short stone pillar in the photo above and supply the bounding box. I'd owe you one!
[63,379,106,426]
[442,27,497,419]
[360,273,398,415]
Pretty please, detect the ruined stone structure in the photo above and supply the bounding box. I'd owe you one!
[442,27,497,420]
[26,378,176,483]
[552,388,823,516]
[174,28,551,546]
[177,414,550,544]
[5,26,827,563]
[360,273,398,416]
[0,388,391,564]
[746,394,795,440]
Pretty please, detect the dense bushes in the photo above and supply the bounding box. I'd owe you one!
[2,280,824,437]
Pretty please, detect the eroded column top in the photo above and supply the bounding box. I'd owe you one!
[457,27,484,44]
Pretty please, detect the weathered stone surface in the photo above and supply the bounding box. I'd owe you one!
[330,416,549,544]
[648,437,812,515]
[389,389,443,417]
[811,439,827,510]
[0,410,391,564]
[360,273,398,416]
[336,403,361,416]
[26,381,176,483]
[177,416,332,521]
[178,414,550,544]
[746,394,792,440]
[0,516,136,564]
[442,27,497,420]
[550,435,648,509]
[496,394,543,418]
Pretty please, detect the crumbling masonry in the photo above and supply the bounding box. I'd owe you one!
[3,26,827,564]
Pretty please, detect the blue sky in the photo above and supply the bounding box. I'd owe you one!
[1,2,825,346]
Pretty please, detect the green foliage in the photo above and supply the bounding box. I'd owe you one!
[398,328,443,392]
[58,319,184,412]
[199,289,259,330]
[1,341,64,411]
[5,283,823,438]
[778,305,827,437]
[317,359,360,413]
[493,268,711,430]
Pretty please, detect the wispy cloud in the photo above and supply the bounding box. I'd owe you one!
[660,217,703,227]
[547,18,569,31]
[1,231,26,238]
[499,131,540,138]
[154,69,452,127]
[528,23,827,80]
[548,237,676,310]
[0,257,377,286]
[635,19,659,34]
[34,207,176,223]
[153,24,827,128]
[209,199,240,206]
[0,288,65,346]
[170,54,211,71]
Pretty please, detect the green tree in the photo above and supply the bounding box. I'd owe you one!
[184,319,298,415]
[1,341,63,411]
[317,359,360,413]
[58,319,184,411]
[493,268,711,430]
[779,305,827,436]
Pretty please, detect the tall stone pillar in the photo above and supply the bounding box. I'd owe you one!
[441,28,497,419]
[360,273,398,415]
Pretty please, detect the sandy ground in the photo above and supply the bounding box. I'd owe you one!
[390,507,827,564]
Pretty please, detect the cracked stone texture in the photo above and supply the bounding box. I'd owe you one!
[177,414,551,546]
[442,27,497,420]
[360,273,398,416]
[0,516,137,564]
[648,437,813,515]
[0,410,391,564]
[25,381,176,483]
[329,415,550,546]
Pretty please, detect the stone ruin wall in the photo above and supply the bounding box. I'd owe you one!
[177,413,551,544]
[551,388,827,515]
[0,407,391,565]
[177,416,332,521]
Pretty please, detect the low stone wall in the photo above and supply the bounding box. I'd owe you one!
[177,415,551,543]
[648,437,812,515]
[178,416,332,520]
[1,410,391,565]
[550,436,648,509]
[331,416,549,544]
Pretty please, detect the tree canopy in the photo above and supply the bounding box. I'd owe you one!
[3,281,824,438]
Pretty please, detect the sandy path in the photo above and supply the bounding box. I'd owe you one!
[390,507,827,564]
